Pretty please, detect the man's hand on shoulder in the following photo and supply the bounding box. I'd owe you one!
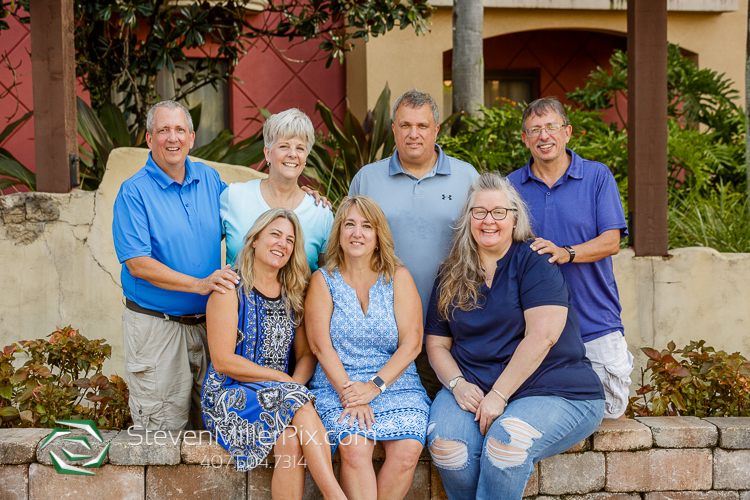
[530,238,570,264]
[196,265,240,295]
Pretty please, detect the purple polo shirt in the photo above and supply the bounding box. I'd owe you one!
[507,149,627,343]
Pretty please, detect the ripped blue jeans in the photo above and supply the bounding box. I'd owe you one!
[428,388,604,500]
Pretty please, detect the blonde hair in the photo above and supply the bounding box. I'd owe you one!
[234,208,310,325]
[436,172,534,319]
[324,195,401,283]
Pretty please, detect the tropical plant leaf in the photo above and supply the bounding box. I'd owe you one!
[77,96,113,166]
[0,157,36,190]
[191,129,235,162]
[99,103,130,148]
[0,110,33,144]
[219,139,264,167]
[189,102,202,134]
[369,83,393,160]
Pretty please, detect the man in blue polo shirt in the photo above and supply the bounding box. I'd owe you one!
[507,97,633,419]
[113,100,239,430]
[349,89,479,399]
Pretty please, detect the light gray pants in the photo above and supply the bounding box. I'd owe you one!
[122,308,209,431]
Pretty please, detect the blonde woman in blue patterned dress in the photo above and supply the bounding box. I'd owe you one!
[306,195,431,500]
[201,208,346,500]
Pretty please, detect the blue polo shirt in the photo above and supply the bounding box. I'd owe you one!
[349,145,479,325]
[113,153,227,316]
[425,241,605,402]
[507,149,627,343]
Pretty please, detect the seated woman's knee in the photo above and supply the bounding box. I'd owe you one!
[484,417,543,469]
[386,440,423,472]
[339,436,374,467]
[429,438,469,470]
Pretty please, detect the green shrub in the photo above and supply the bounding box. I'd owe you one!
[628,340,750,417]
[0,326,131,429]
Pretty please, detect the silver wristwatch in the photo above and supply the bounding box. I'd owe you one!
[370,375,386,393]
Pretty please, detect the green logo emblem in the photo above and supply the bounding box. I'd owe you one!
[40,420,109,475]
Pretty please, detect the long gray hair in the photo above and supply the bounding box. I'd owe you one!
[436,172,534,319]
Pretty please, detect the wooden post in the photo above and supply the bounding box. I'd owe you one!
[30,0,78,193]
[627,0,668,256]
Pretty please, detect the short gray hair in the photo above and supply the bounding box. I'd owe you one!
[392,89,439,125]
[146,100,194,135]
[263,108,315,153]
[521,97,570,132]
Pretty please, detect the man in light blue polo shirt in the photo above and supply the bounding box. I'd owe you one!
[507,97,633,419]
[349,89,479,399]
[113,100,239,430]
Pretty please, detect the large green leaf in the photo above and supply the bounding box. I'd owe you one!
[369,83,393,161]
[99,103,130,147]
[191,130,235,162]
[77,97,113,166]
[0,110,33,144]
[0,157,36,190]
[0,406,19,418]
[220,139,265,167]
[189,103,202,134]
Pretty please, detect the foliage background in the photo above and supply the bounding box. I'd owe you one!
[436,45,750,252]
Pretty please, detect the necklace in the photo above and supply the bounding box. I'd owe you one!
[264,179,300,210]
[481,267,494,287]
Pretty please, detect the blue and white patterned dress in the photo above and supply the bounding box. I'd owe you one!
[201,286,314,471]
[309,269,430,453]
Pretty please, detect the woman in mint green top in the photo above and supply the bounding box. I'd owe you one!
[220,108,333,271]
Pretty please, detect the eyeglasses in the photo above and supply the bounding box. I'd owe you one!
[523,123,566,137]
[470,207,517,221]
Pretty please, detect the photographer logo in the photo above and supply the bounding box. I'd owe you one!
[40,420,109,475]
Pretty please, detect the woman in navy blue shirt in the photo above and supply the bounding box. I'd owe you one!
[425,173,605,500]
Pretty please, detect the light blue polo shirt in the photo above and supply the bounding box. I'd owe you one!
[507,149,628,343]
[349,145,479,325]
[113,153,227,316]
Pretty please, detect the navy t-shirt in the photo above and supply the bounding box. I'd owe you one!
[425,241,604,402]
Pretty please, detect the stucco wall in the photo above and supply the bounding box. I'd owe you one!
[0,148,749,382]
[347,0,748,120]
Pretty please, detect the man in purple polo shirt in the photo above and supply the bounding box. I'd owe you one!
[113,100,239,430]
[507,97,633,419]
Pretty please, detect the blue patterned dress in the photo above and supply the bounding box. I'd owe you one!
[201,287,314,471]
[309,269,430,453]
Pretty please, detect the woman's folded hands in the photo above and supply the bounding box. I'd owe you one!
[453,379,485,414]
[338,403,376,431]
[339,379,380,407]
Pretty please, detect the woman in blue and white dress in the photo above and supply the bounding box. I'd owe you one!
[306,195,431,500]
[201,208,345,500]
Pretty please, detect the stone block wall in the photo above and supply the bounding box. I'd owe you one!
[0,417,748,499]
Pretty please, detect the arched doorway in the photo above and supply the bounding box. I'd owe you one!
[443,29,627,113]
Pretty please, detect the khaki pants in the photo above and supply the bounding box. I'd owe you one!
[122,308,209,431]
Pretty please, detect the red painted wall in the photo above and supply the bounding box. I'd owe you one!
[0,12,346,192]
